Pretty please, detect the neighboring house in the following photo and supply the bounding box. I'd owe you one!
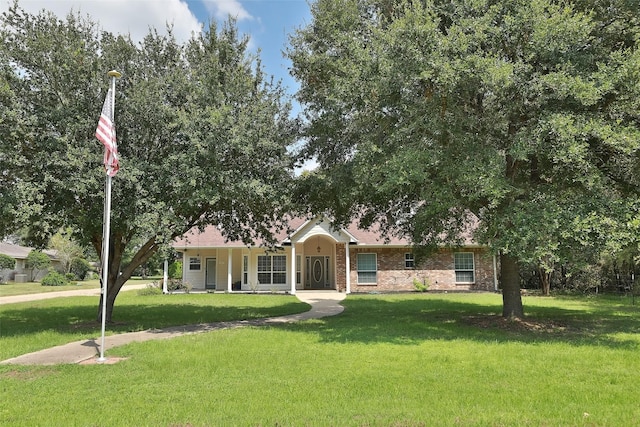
[0,242,60,282]
[172,217,498,294]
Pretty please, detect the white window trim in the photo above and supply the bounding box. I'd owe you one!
[243,255,248,285]
[257,254,287,285]
[454,252,475,284]
[357,253,377,285]
[405,253,415,269]
[189,256,201,271]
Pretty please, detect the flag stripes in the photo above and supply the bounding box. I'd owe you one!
[96,89,119,177]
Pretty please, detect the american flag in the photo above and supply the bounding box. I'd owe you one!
[95,89,119,177]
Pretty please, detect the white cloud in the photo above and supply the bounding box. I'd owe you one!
[203,0,252,21]
[0,0,203,42]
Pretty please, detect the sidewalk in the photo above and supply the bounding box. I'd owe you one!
[0,290,346,366]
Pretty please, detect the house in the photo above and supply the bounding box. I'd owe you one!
[0,242,60,282]
[172,217,498,294]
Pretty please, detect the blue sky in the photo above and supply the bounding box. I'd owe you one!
[0,0,312,97]
[185,0,312,96]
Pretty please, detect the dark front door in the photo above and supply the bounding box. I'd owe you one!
[308,256,330,289]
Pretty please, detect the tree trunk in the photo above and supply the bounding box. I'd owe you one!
[500,253,524,318]
[94,233,161,323]
[96,271,124,323]
[539,267,551,296]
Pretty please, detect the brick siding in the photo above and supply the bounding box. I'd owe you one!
[348,247,495,293]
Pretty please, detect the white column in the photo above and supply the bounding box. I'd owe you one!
[227,249,233,292]
[290,244,297,295]
[345,244,351,294]
[162,259,168,294]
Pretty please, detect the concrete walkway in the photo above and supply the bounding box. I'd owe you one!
[0,290,346,366]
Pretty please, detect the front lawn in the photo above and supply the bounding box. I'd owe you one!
[0,277,156,297]
[1,292,639,426]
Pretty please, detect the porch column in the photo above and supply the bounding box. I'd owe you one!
[227,250,233,292]
[345,244,351,294]
[290,244,296,295]
[162,259,168,294]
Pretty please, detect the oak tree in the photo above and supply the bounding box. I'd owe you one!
[1,3,296,321]
[288,0,640,316]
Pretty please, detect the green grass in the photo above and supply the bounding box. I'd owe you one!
[0,292,310,360]
[0,277,156,297]
[2,292,640,426]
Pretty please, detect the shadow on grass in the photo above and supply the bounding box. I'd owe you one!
[277,295,640,350]
[0,297,309,339]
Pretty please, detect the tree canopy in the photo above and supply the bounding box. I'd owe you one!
[288,0,640,316]
[0,2,297,320]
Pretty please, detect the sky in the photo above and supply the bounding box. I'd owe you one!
[0,0,312,97]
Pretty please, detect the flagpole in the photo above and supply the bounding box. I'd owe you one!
[98,70,121,363]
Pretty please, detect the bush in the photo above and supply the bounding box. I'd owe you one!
[41,271,69,286]
[413,277,430,292]
[70,257,91,280]
[166,279,192,293]
[0,253,15,270]
[168,261,182,279]
[26,250,51,281]
[137,284,163,296]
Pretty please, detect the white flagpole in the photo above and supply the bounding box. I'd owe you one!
[98,70,121,362]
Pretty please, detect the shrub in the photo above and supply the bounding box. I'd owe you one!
[41,271,69,286]
[70,257,91,280]
[26,250,51,281]
[168,261,182,279]
[413,277,430,292]
[166,279,192,293]
[138,284,163,296]
[0,253,15,270]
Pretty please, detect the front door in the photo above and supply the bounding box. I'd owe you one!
[205,258,216,290]
[308,256,329,289]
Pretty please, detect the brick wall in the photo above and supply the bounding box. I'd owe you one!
[335,243,346,292]
[348,247,495,293]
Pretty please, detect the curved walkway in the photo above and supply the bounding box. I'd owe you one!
[0,290,346,366]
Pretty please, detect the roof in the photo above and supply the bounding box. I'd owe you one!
[0,242,58,260]
[172,216,478,249]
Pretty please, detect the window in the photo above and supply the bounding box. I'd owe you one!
[405,253,415,269]
[296,255,301,285]
[257,255,287,285]
[243,255,248,285]
[357,253,377,284]
[189,257,201,271]
[454,252,475,283]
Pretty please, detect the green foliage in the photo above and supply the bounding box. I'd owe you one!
[69,257,91,280]
[25,250,51,281]
[165,279,192,293]
[1,294,640,425]
[0,4,297,319]
[412,277,430,292]
[288,0,640,316]
[0,253,15,270]
[25,250,50,270]
[168,261,182,279]
[137,284,163,296]
[48,228,84,273]
[40,270,69,287]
